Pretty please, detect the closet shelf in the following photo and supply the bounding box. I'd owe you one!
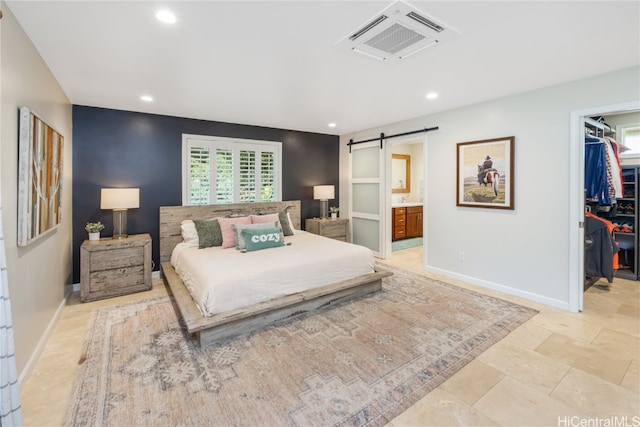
[585,117,616,137]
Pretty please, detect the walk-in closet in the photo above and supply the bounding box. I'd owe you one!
[584,112,640,289]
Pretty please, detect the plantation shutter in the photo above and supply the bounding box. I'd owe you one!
[239,150,256,202]
[189,146,211,206]
[215,149,234,204]
[261,151,276,201]
[183,135,281,205]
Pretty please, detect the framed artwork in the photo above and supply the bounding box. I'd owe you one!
[17,107,64,246]
[456,136,514,210]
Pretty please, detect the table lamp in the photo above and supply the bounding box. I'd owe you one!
[313,185,334,218]
[101,188,140,239]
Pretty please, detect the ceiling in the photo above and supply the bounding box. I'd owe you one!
[6,1,640,135]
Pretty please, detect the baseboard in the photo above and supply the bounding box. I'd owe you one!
[424,265,571,311]
[18,289,70,388]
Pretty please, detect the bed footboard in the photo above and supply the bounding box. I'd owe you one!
[161,261,391,347]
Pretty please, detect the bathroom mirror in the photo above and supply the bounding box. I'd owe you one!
[392,154,411,193]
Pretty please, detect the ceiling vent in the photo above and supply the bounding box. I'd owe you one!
[335,1,459,62]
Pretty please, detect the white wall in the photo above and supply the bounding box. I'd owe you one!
[340,66,640,309]
[1,2,73,379]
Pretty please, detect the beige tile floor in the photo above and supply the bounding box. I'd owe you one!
[20,246,639,426]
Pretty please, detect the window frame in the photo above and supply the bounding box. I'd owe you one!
[182,134,282,205]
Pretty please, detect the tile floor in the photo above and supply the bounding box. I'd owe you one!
[19,246,639,426]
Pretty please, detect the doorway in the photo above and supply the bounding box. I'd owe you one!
[570,101,640,312]
[385,136,426,260]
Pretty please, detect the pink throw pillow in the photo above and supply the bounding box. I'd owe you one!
[250,214,280,225]
[218,216,251,249]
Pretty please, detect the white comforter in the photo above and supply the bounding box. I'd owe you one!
[171,231,375,316]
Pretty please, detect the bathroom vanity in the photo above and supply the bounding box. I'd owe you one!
[392,204,423,241]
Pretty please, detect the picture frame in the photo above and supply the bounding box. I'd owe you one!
[456,136,514,210]
[17,107,64,246]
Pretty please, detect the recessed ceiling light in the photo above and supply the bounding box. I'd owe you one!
[426,92,438,100]
[328,123,337,128]
[140,95,153,102]
[156,10,176,24]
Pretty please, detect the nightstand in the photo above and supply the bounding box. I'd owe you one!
[305,218,349,242]
[80,233,152,302]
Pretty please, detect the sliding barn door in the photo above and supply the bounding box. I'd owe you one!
[349,141,385,257]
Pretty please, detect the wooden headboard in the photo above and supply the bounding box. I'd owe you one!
[159,200,301,262]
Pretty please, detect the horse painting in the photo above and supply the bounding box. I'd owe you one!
[477,165,500,196]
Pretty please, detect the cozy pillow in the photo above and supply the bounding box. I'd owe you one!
[218,216,252,249]
[233,221,279,250]
[193,218,223,248]
[242,227,285,252]
[180,220,199,246]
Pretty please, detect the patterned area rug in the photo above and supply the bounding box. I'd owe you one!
[64,266,537,427]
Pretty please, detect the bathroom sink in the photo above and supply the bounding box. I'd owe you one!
[392,202,423,207]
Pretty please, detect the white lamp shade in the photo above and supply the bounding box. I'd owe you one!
[313,185,335,201]
[100,188,140,209]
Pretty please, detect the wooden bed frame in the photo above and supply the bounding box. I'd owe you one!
[159,200,392,347]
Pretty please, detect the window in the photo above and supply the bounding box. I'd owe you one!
[182,135,282,205]
[621,126,640,155]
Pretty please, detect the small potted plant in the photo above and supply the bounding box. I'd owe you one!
[329,206,339,219]
[85,221,105,241]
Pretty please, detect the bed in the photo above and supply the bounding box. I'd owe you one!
[160,200,391,347]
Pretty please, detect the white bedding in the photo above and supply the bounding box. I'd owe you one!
[171,231,375,316]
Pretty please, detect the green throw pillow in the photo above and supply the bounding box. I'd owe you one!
[242,227,285,252]
[193,218,223,248]
[278,211,294,236]
[232,221,279,250]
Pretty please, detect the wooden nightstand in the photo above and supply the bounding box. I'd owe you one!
[80,233,152,302]
[305,218,349,242]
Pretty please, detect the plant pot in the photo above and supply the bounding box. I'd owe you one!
[331,213,337,219]
[88,232,100,241]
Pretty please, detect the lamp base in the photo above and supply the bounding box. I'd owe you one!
[112,209,129,239]
[320,200,329,219]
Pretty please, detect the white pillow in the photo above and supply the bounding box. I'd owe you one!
[180,220,199,246]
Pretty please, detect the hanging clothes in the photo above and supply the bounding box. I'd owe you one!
[585,136,623,205]
[585,138,610,204]
[606,136,625,195]
[585,211,619,283]
[603,138,623,199]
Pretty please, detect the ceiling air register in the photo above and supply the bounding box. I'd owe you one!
[336,1,459,62]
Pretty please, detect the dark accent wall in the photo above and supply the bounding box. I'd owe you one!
[72,106,339,282]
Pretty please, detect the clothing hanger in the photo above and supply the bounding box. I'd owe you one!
[585,136,605,144]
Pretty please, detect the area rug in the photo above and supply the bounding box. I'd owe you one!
[392,237,423,252]
[64,266,537,427]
